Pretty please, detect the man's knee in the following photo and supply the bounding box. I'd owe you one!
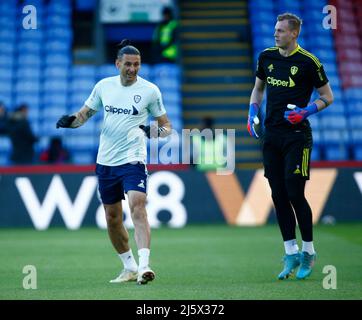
[129,199,147,221]
[285,178,306,204]
[105,204,122,226]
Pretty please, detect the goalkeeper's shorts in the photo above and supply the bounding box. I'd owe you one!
[262,128,312,180]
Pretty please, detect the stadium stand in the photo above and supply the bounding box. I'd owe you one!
[0,0,182,165]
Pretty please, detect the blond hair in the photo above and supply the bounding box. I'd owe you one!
[277,13,302,35]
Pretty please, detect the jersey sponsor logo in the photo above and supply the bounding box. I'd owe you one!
[290,66,298,75]
[267,76,296,87]
[104,105,139,115]
[268,64,274,72]
[134,95,141,103]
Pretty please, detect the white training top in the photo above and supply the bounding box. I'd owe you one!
[84,76,166,166]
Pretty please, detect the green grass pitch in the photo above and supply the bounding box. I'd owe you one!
[0,224,361,300]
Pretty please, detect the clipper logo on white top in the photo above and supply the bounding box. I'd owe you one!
[104,105,139,115]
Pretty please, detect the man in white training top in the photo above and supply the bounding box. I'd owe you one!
[56,39,172,285]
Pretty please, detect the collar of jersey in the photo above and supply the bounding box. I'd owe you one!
[279,44,300,57]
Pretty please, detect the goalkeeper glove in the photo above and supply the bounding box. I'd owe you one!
[284,103,318,125]
[247,103,260,139]
[56,115,76,128]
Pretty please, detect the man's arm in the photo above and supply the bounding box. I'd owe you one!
[313,83,334,111]
[247,77,265,138]
[250,76,266,106]
[155,113,172,137]
[56,105,97,129]
[139,113,172,138]
[70,105,97,128]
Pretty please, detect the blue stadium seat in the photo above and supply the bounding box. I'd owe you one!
[45,14,71,27]
[320,115,347,130]
[0,29,16,42]
[0,82,12,95]
[321,102,345,115]
[43,93,68,109]
[14,94,40,108]
[308,116,320,130]
[42,106,68,120]
[40,121,66,137]
[249,0,274,10]
[312,49,336,62]
[303,0,327,8]
[0,41,15,55]
[346,101,362,115]
[322,129,350,145]
[70,92,90,109]
[43,79,68,94]
[69,80,95,93]
[250,12,275,25]
[71,65,97,79]
[138,64,151,80]
[47,2,72,16]
[45,54,71,67]
[44,66,69,79]
[353,146,362,160]
[97,64,117,80]
[348,116,362,129]
[15,67,41,81]
[324,145,349,161]
[344,88,362,100]
[17,54,42,67]
[162,91,181,105]
[251,22,272,36]
[0,94,12,108]
[46,28,72,42]
[19,29,44,42]
[311,146,321,161]
[66,134,96,151]
[45,40,71,54]
[252,35,275,49]
[153,64,181,79]
[15,80,41,94]
[0,154,9,166]
[153,79,179,91]
[18,41,42,54]
[71,151,96,164]
[0,55,14,68]
[0,67,13,81]
[323,62,338,75]
[0,137,11,152]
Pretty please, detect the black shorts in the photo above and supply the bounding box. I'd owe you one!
[262,128,313,180]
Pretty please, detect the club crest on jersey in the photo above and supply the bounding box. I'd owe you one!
[290,66,298,75]
[268,64,274,72]
[134,95,141,103]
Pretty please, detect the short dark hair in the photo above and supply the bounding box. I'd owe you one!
[116,39,140,59]
[277,13,302,34]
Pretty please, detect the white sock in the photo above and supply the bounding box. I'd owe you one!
[302,241,315,255]
[138,248,150,270]
[284,239,299,255]
[118,249,138,272]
